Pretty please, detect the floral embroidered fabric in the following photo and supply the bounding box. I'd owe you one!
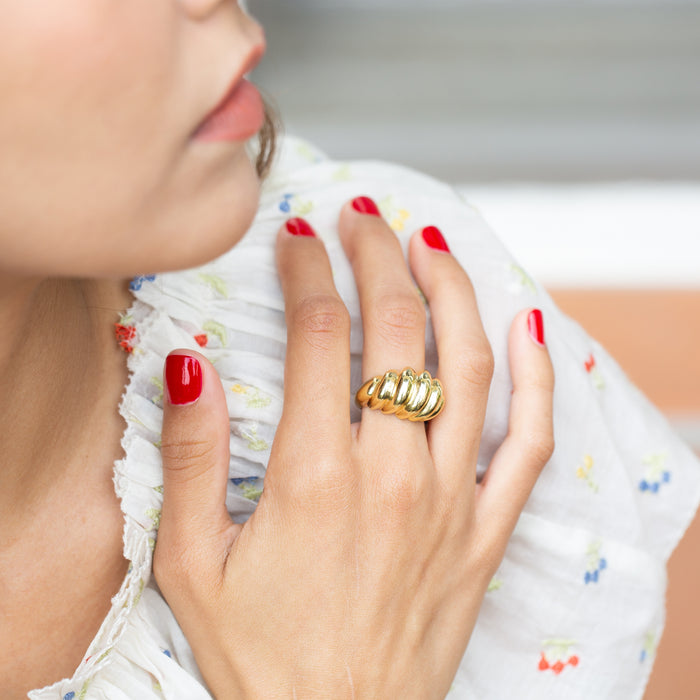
[31,137,700,699]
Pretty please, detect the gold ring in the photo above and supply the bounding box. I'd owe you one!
[355,367,445,422]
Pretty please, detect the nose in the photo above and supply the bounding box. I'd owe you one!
[179,0,238,21]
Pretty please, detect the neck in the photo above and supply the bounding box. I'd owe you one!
[0,274,133,520]
[0,275,134,695]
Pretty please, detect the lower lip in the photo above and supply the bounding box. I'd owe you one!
[193,79,265,143]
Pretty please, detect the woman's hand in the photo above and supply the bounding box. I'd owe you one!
[153,198,555,700]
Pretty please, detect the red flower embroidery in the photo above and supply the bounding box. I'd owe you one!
[115,323,136,353]
[584,354,596,373]
[538,644,580,675]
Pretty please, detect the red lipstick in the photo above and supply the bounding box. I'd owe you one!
[193,44,266,143]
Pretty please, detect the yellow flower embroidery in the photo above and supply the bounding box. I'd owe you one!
[378,196,412,232]
[241,424,269,452]
[150,376,164,406]
[202,320,228,347]
[640,631,657,662]
[231,384,272,409]
[392,211,411,231]
[241,483,264,501]
[487,576,504,593]
[509,263,537,294]
[332,164,352,181]
[576,454,599,493]
[198,273,228,298]
[146,507,162,530]
[296,142,320,162]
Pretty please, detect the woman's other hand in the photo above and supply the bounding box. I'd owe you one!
[153,198,555,700]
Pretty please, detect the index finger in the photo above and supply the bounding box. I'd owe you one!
[275,218,352,449]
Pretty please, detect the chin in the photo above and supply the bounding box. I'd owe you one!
[136,164,263,276]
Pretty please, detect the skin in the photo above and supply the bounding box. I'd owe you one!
[0,0,556,697]
[0,0,264,694]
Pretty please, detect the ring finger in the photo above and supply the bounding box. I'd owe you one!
[338,196,429,438]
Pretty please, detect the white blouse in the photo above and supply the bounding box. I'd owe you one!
[31,136,700,700]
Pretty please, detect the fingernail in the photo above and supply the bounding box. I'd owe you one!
[528,309,546,347]
[422,226,451,253]
[286,217,316,237]
[165,354,203,405]
[351,196,381,217]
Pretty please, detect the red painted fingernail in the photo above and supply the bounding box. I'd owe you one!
[286,218,316,237]
[165,354,203,405]
[422,226,451,253]
[528,309,546,346]
[351,196,381,217]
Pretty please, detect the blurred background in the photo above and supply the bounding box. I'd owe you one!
[248,2,700,695]
[252,0,700,182]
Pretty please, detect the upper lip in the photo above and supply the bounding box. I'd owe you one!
[197,41,266,129]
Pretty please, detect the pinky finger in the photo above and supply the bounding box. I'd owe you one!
[475,308,555,545]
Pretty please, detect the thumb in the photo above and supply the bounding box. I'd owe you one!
[158,350,239,566]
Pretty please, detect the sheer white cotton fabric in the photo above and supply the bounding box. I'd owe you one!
[31,137,700,700]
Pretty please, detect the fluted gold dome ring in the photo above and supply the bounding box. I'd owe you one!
[355,368,445,422]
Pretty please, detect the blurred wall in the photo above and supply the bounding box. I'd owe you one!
[250,0,700,182]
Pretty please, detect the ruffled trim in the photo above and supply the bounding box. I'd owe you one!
[30,235,290,699]
[29,303,168,698]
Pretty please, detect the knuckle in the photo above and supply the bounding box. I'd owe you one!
[456,343,495,389]
[292,293,350,350]
[282,455,357,512]
[524,367,556,395]
[467,537,502,586]
[160,436,219,480]
[368,291,426,347]
[372,466,430,516]
[439,266,475,297]
[519,429,556,468]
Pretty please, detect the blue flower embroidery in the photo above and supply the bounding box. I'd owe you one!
[279,193,293,214]
[584,558,607,584]
[130,274,156,291]
[639,454,671,494]
[584,542,607,585]
[231,477,259,486]
[640,631,656,663]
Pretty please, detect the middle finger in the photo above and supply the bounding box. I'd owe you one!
[339,197,428,435]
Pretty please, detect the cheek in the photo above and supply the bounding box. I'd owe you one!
[0,0,264,279]
[0,0,195,275]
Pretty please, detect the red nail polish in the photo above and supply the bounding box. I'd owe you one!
[352,196,381,217]
[528,309,545,346]
[286,218,316,237]
[422,226,451,253]
[165,354,203,405]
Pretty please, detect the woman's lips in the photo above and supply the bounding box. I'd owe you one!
[192,78,265,143]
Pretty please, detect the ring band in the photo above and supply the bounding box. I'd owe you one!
[355,367,445,422]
